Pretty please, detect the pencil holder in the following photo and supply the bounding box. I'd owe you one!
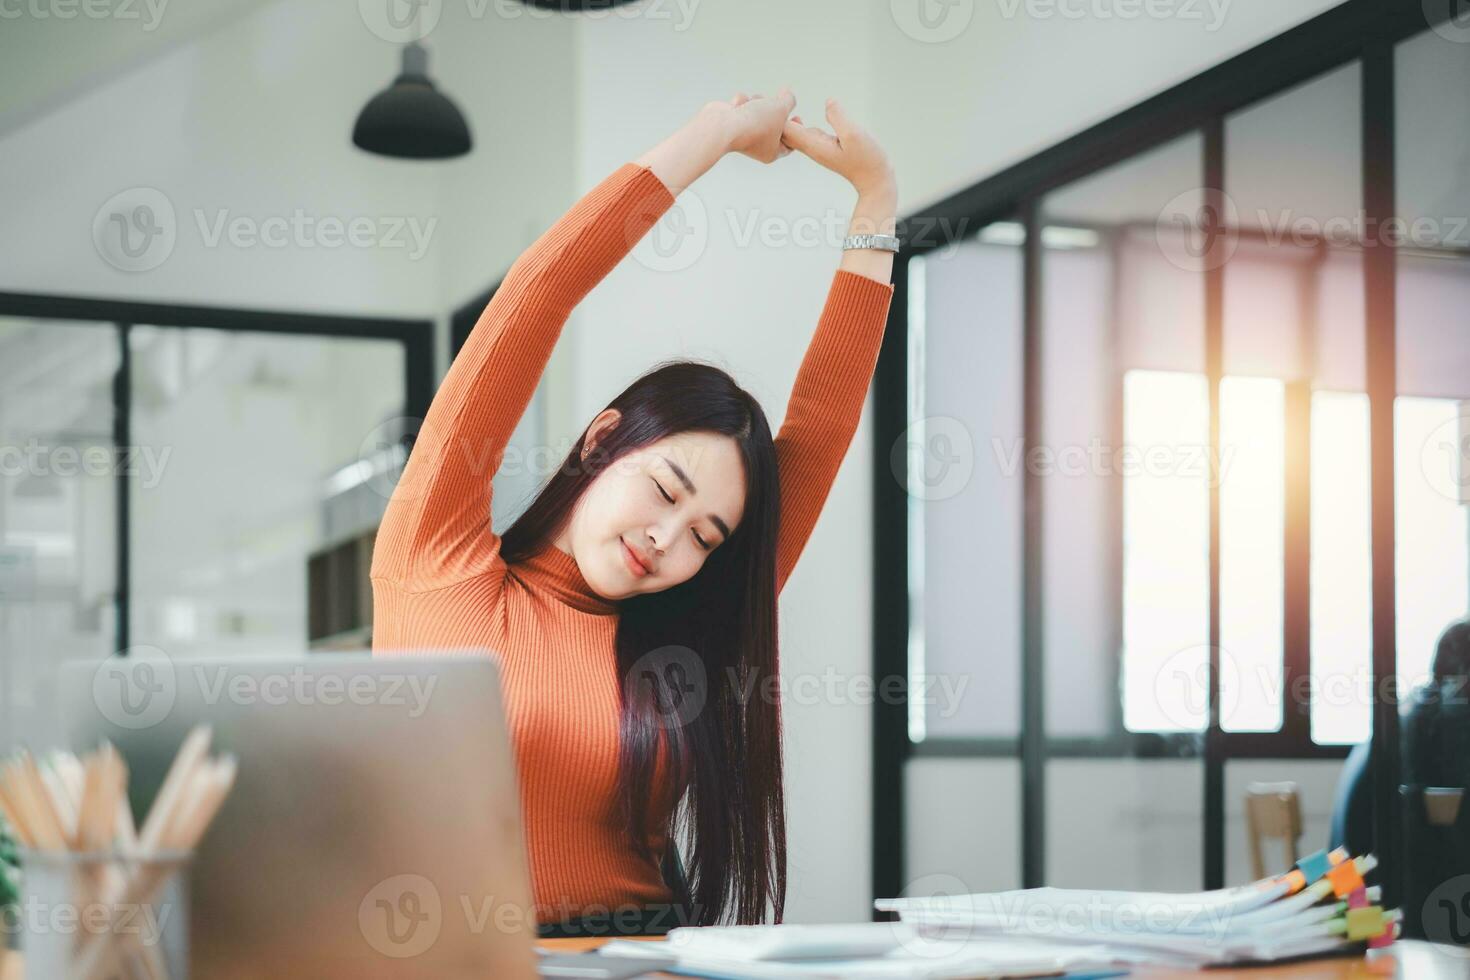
[17,848,191,980]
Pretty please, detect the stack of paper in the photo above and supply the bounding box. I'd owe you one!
[599,922,1117,978]
[876,848,1401,969]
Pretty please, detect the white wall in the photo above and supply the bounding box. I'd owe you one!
[872,0,1344,213]
[1,0,1359,923]
[569,0,885,923]
[427,2,580,314]
[0,0,575,319]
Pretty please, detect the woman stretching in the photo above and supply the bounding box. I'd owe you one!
[371,87,897,933]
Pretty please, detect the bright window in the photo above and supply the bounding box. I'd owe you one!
[1122,370,1211,732]
[1394,397,1470,693]
[1219,377,1285,732]
[1309,391,1373,745]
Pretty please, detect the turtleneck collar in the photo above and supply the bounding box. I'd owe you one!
[513,543,621,616]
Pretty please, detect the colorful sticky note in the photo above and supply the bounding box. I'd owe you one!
[1327,860,1365,897]
[1347,886,1369,909]
[1296,849,1332,885]
[1368,927,1395,949]
[1345,905,1385,942]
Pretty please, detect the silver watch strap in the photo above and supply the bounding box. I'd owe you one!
[842,233,901,252]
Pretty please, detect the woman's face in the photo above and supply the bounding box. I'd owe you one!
[558,413,747,600]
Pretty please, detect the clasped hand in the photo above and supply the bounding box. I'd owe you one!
[709,86,896,199]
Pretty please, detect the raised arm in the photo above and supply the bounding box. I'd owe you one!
[773,100,898,593]
[370,92,799,593]
[369,160,676,592]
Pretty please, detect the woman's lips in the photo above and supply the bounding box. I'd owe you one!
[620,537,650,577]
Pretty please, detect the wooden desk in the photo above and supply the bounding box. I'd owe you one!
[1,939,1461,977]
[540,937,1467,978]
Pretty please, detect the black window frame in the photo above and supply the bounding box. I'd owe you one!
[0,290,434,655]
[873,0,1457,907]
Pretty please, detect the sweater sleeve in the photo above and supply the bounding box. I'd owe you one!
[772,269,896,594]
[370,162,677,593]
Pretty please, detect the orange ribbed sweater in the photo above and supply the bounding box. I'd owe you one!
[369,161,895,922]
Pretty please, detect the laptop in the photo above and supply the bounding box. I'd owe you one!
[61,653,670,979]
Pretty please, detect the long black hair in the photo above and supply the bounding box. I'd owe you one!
[500,359,786,926]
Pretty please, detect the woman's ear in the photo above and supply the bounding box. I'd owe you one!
[583,407,622,455]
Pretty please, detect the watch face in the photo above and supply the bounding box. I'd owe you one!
[845,235,898,251]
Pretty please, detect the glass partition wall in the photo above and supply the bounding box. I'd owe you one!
[0,304,431,756]
[128,327,406,658]
[1039,136,1208,893]
[900,228,1026,898]
[1391,27,1470,942]
[0,320,120,753]
[876,0,1470,942]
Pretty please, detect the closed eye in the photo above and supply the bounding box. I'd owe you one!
[654,478,712,552]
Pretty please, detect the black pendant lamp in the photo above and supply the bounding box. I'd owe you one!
[353,41,472,160]
[523,1,641,6]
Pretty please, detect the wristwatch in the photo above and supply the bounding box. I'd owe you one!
[842,234,901,252]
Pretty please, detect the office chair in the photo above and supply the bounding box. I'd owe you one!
[1329,739,1374,858]
[1398,785,1470,942]
[1244,781,1302,879]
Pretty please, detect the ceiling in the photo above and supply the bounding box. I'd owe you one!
[0,0,278,139]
